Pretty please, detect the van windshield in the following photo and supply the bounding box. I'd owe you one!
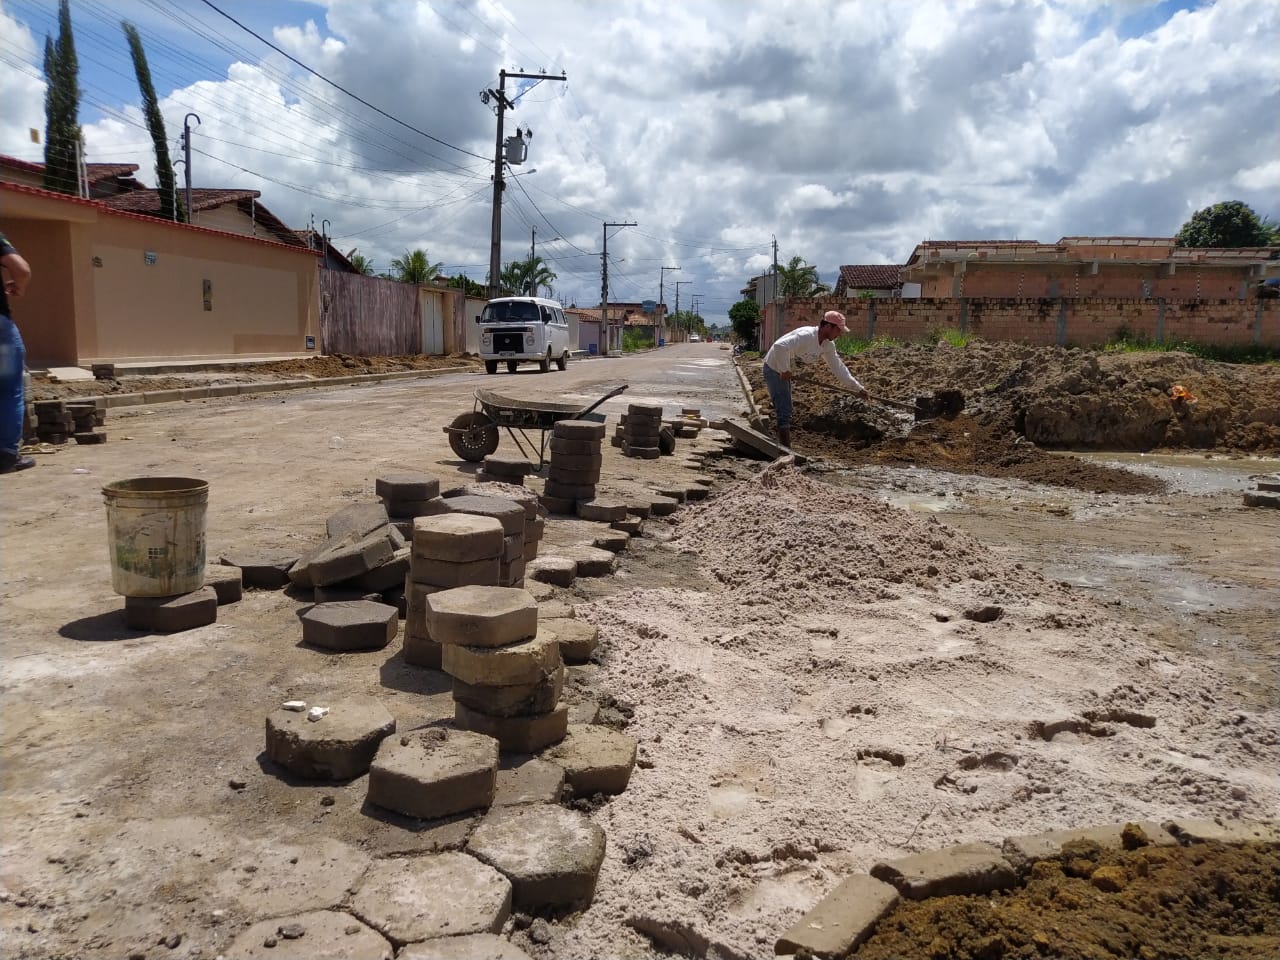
[482,301,541,323]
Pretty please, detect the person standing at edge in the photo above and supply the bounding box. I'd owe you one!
[0,230,35,474]
[761,310,869,450]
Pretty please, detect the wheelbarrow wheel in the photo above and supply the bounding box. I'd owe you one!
[447,412,499,461]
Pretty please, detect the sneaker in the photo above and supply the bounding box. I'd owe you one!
[0,452,36,474]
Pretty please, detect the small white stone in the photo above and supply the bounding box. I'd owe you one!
[307,706,330,722]
[282,700,307,712]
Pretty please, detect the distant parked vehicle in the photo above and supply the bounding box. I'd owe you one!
[476,296,570,374]
[689,334,701,343]
[1257,278,1280,299]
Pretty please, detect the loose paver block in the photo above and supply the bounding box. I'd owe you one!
[483,455,535,478]
[376,473,441,503]
[301,600,398,652]
[455,703,569,753]
[445,495,527,536]
[562,545,617,578]
[350,851,511,944]
[400,934,532,960]
[124,587,218,632]
[545,451,601,471]
[204,564,243,604]
[440,632,560,691]
[548,435,598,456]
[538,494,577,515]
[265,697,396,780]
[353,547,411,592]
[684,485,709,502]
[552,419,606,442]
[537,599,575,620]
[543,479,597,501]
[367,728,499,819]
[1162,818,1279,845]
[453,665,565,718]
[460,483,541,521]
[403,631,443,669]
[549,464,602,485]
[468,803,607,909]
[527,556,577,587]
[1002,821,1176,867]
[774,874,900,958]
[540,617,599,664]
[612,517,644,535]
[544,724,637,796]
[305,528,396,587]
[413,513,504,562]
[647,495,680,517]
[870,842,1016,900]
[565,699,600,725]
[628,403,663,419]
[223,910,391,960]
[655,487,687,503]
[412,556,502,588]
[592,530,630,553]
[624,500,652,519]
[494,758,566,807]
[576,498,628,522]
[526,579,556,601]
[326,502,390,540]
[388,497,451,519]
[220,554,296,589]
[426,586,538,648]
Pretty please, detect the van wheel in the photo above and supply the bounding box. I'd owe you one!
[539,350,550,373]
[507,361,518,373]
[484,360,498,375]
[556,352,568,371]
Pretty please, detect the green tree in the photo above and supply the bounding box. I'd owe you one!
[123,21,182,222]
[390,249,442,283]
[42,0,82,196]
[446,273,485,297]
[775,256,830,297]
[1258,215,1280,246]
[729,299,761,346]
[1174,201,1273,248]
[345,250,374,275]
[499,255,556,296]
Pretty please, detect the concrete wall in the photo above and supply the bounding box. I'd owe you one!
[917,263,1264,300]
[769,297,1280,351]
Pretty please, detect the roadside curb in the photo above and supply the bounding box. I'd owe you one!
[732,356,764,426]
[56,365,477,410]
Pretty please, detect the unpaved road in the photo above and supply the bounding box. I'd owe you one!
[1,343,1276,960]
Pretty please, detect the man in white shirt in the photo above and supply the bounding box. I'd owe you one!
[761,310,868,449]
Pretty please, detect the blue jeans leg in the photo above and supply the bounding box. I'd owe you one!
[0,314,26,456]
[763,363,792,432]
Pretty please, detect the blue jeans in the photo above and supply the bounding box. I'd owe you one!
[0,314,25,456]
[763,363,792,432]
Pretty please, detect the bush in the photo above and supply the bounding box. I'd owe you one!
[834,335,902,356]
[1103,331,1280,364]
[928,328,976,347]
[622,330,654,352]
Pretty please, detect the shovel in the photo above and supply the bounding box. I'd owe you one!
[793,376,959,422]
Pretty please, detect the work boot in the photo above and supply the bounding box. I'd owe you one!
[777,428,792,449]
[0,451,35,474]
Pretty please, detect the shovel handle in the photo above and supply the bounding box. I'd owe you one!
[866,392,918,413]
[795,376,918,413]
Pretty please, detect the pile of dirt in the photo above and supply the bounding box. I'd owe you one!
[28,353,477,401]
[856,839,1280,960]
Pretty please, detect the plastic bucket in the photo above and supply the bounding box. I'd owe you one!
[103,477,208,597]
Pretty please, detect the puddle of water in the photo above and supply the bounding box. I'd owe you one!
[1072,452,1279,496]
[1043,551,1256,616]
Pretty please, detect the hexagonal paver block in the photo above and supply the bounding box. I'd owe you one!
[544,724,637,797]
[591,530,630,553]
[367,728,498,819]
[265,697,396,780]
[222,910,391,959]
[611,517,644,535]
[400,933,532,960]
[552,419,606,442]
[441,629,562,687]
[453,664,564,718]
[350,851,511,944]
[444,495,527,537]
[494,758,565,807]
[204,564,243,604]
[540,618,599,665]
[326,502,391,540]
[300,600,397,651]
[411,555,502,589]
[467,803,606,909]
[527,556,576,587]
[124,587,217,632]
[560,545,616,578]
[647,494,680,517]
[460,483,541,521]
[427,586,538,648]
[376,473,441,503]
[454,704,568,754]
[483,454,535,478]
[413,513,505,562]
[576,498,628,523]
[219,554,296,589]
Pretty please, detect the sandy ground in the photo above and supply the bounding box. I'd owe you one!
[2,343,1277,960]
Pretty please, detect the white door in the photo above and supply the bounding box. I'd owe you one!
[419,289,444,355]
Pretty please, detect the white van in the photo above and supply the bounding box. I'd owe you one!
[477,296,571,374]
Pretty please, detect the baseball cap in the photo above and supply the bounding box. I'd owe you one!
[822,310,848,332]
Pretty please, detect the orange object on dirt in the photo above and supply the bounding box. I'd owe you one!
[1169,384,1197,404]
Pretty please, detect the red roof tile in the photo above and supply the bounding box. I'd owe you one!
[100,187,260,214]
[838,264,902,290]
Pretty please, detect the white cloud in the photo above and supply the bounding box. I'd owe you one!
[2,0,1277,321]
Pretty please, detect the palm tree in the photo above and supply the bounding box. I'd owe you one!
[390,249,442,284]
[499,259,528,295]
[775,256,830,298]
[523,254,556,296]
[345,249,374,276]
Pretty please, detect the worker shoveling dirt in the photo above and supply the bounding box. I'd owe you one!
[792,376,965,443]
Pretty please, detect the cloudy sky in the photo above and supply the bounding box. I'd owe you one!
[2,0,1278,324]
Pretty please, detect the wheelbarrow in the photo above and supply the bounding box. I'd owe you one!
[443,384,628,468]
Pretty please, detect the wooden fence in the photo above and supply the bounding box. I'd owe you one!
[319,271,420,356]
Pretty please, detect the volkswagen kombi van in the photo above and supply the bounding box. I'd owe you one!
[477,296,570,374]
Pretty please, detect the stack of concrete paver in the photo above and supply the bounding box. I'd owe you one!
[32,398,107,445]
[431,585,568,753]
[618,403,662,459]
[539,419,606,514]
[375,472,448,538]
[1243,474,1280,509]
[672,406,707,439]
[442,494,531,587]
[477,454,534,486]
[284,502,410,609]
[404,513,506,669]
[451,483,544,571]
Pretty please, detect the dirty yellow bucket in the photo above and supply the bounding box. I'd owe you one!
[102,477,208,597]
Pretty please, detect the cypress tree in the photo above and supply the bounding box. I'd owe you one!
[42,0,82,196]
[123,21,184,222]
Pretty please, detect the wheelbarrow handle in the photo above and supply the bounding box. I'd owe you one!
[575,384,628,418]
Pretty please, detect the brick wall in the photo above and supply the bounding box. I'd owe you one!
[767,297,1280,351]
[916,265,1256,300]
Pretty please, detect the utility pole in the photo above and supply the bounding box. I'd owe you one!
[769,234,780,351]
[483,69,566,299]
[181,113,200,222]
[528,227,560,295]
[601,220,636,355]
[659,265,680,344]
[675,280,691,342]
